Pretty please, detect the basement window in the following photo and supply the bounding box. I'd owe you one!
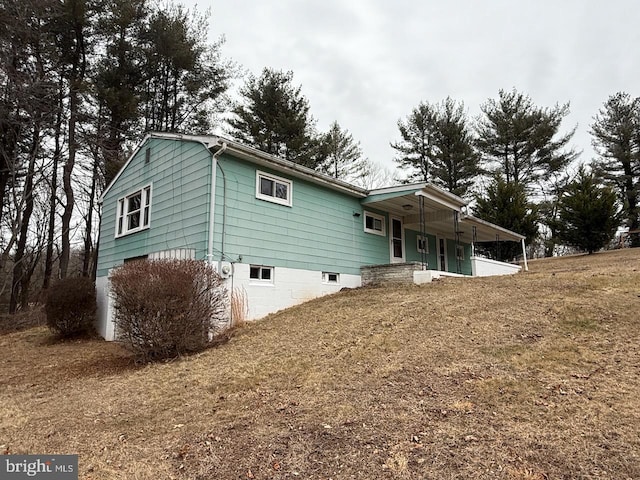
[322,272,340,284]
[250,265,274,284]
[256,171,292,206]
[364,211,385,236]
[116,184,152,237]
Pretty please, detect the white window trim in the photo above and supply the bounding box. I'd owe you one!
[456,244,465,261]
[417,235,429,254]
[249,265,275,285]
[256,170,293,207]
[115,184,152,238]
[322,272,340,284]
[364,211,386,236]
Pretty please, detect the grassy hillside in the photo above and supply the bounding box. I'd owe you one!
[1,250,639,479]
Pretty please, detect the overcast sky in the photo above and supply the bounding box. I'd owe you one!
[186,0,640,173]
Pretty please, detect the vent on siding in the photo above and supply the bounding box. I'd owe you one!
[149,249,196,260]
[145,147,151,164]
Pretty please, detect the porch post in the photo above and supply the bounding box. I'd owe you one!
[521,238,529,272]
[471,225,477,257]
[419,195,427,270]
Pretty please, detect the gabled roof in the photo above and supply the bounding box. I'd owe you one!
[100,132,368,202]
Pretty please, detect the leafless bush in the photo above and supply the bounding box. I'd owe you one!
[45,277,96,338]
[110,260,227,361]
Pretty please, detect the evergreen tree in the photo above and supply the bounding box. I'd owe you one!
[390,102,437,183]
[93,0,148,184]
[538,173,571,257]
[474,176,539,261]
[590,92,640,245]
[317,121,366,180]
[139,3,229,134]
[228,68,317,167]
[476,89,578,190]
[556,167,620,253]
[431,98,481,198]
[391,98,480,197]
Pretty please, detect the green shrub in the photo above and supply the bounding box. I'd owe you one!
[45,277,96,338]
[109,259,227,361]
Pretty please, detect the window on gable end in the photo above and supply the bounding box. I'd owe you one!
[116,184,152,237]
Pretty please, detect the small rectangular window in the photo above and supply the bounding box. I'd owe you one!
[116,184,152,237]
[256,171,292,206]
[249,265,274,283]
[145,147,151,164]
[456,245,465,260]
[364,211,385,236]
[322,272,340,284]
[417,236,429,254]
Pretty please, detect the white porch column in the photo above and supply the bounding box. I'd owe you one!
[521,238,529,272]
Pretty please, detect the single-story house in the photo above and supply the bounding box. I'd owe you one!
[95,132,527,340]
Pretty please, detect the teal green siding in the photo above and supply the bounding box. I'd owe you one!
[212,155,389,275]
[404,229,437,268]
[97,138,212,277]
[97,138,475,279]
[446,239,472,275]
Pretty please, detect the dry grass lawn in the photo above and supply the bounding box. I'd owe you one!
[1,249,640,479]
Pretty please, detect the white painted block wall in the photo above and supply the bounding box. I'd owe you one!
[95,264,362,341]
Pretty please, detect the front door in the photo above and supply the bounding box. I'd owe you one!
[390,217,405,263]
[437,236,448,272]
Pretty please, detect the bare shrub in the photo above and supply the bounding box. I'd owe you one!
[109,260,227,361]
[45,277,96,338]
[230,287,249,326]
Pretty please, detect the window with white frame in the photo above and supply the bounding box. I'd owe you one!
[456,245,465,260]
[256,171,292,206]
[417,236,429,254]
[322,272,340,284]
[364,211,385,236]
[116,185,151,237]
[249,265,274,283]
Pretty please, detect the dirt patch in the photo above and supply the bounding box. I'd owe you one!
[1,249,639,479]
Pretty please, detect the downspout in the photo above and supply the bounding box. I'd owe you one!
[208,141,227,264]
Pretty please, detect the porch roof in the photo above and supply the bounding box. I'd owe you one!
[361,184,524,244]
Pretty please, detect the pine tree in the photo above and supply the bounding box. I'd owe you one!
[390,102,437,183]
[391,98,480,197]
[476,89,577,190]
[228,68,317,167]
[474,176,539,261]
[590,92,640,245]
[431,98,481,198]
[557,167,620,253]
[317,121,366,180]
[139,3,229,134]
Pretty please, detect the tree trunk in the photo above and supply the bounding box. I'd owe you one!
[43,79,63,290]
[59,3,86,278]
[10,124,39,313]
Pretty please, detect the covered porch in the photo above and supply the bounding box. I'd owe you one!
[360,183,527,285]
